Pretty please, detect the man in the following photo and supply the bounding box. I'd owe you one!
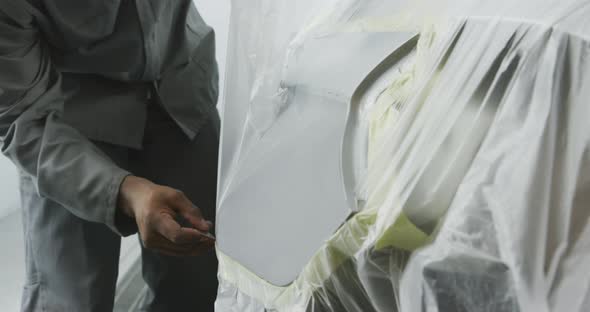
[0,0,221,311]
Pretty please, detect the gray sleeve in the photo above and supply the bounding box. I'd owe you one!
[0,7,135,236]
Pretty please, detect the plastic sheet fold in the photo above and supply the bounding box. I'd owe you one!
[215,1,590,311]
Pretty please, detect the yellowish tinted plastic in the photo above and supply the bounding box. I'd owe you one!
[375,213,431,252]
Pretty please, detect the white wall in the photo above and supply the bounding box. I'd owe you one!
[193,0,231,107]
[0,157,19,219]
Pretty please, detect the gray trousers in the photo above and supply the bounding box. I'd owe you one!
[19,100,220,312]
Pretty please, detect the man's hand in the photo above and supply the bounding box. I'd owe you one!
[118,176,215,256]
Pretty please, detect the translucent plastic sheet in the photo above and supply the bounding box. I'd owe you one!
[215,0,590,311]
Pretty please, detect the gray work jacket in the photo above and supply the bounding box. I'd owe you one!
[0,0,219,235]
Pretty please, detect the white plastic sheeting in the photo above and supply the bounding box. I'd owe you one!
[215,0,590,311]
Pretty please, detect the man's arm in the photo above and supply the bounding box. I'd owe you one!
[0,5,213,255]
[0,6,132,234]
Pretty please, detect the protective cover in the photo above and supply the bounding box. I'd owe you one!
[215,0,590,311]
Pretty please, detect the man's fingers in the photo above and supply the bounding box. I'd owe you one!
[152,213,182,244]
[153,212,215,245]
[174,227,216,246]
[169,190,211,232]
[144,231,215,257]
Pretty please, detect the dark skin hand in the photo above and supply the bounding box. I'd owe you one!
[118,175,215,257]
